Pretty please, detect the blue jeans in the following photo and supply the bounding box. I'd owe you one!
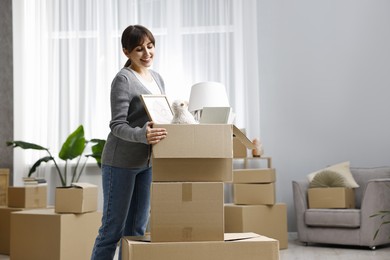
[91,165,152,260]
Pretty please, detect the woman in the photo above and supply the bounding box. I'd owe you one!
[91,25,168,260]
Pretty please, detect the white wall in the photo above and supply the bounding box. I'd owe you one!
[258,0,390,231]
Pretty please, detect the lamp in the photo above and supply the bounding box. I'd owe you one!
[188,82,230,120]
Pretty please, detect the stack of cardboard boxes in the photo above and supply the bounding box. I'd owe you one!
[0,183,47,255]
[8,183,101,260]
[224,136,288,249]
[121,124,280,260]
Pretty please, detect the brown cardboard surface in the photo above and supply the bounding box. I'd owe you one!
[308,187,355,209]
[152,158,232,182]
[233,157,272,169]
[232,126,256,150]
[10,208,101,260]
[233,168,276,183]
[0,169,9,206]
[233,128,248,158]
[233,183,276,205]
[150,182,224,242]
[224,203,288,249]
[0,207,24,254]
[153,124,233,158]
[55,182,98,213]
[8,185,47,208]
[122,232,279,260]
[233,136,248,158]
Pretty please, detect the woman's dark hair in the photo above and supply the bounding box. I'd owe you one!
[121,25,155,67]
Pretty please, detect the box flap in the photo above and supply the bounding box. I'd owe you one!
[233,125,256,149]
[124,233,261,243]
[71,182,97,189]
[224,232,260,241]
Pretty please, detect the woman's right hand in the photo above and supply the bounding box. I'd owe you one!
[146,121,167,144]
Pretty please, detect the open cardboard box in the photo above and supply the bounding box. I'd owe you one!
[122,232,279,260]
[153,124,255,158]
[152,124,255,182]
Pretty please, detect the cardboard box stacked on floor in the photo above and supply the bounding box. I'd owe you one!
[9,182,101,260]
[0,169,48,256]
[224,136,289,249]
[121,124,280,260]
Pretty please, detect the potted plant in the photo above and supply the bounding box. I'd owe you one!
[7,125,105,187]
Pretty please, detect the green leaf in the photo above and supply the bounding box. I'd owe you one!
[373,229,380,240]
[86,139,106,168]
[59,125,86,160]
[6,141,48,151]
[28,156,54,177]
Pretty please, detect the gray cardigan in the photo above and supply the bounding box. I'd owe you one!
[102,67,165,168]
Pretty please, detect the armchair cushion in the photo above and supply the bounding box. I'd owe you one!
[307,161,359,188]
[305,209,360,228]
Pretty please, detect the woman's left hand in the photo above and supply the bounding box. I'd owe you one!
[146,121,167,144]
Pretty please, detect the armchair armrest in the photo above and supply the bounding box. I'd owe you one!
[360,178,390,245]
[292,180,310,241]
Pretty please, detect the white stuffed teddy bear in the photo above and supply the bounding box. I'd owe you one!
[171,100,198,124]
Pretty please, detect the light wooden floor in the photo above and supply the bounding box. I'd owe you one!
[280,233,390,260]
[2,233,390,260]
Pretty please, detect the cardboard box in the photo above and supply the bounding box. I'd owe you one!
[8,185,47,208]
[151,124,255,182]
[233,168,276,184]
[153,124,233,158]
[10,208,101,260]
[0,169,9,206]
[224,203,288,249]
[55,183,98,213]
[233,157,272,169]
[122,233,279,260]
[0,206,24,254]
[151,182,224,242]
[152,158,232,182]
[234,183,276,205]
[308,187,355,209]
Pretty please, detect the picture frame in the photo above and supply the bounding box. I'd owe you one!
[140,94,174,124]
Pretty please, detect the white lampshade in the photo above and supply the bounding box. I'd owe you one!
[188,82,230,112]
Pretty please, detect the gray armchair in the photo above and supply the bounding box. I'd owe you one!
[292,166,390,249]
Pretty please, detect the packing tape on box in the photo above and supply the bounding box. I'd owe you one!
[182,227,193,240]
[182,183,192,202]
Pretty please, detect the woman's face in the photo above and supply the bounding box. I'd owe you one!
[124,36,155,70]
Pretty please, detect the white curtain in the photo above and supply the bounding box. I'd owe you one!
[13,0,260,184]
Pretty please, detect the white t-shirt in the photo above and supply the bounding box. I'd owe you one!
[131,69,161,94]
